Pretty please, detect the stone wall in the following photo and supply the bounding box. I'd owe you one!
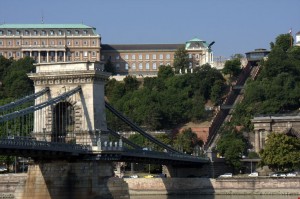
[124,177,300,195]
[2,174,300,198]
[0,174,27,198]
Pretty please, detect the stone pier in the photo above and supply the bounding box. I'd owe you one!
[15,161,129,199]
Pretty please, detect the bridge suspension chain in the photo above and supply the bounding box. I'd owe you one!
[0,86,81,123]
[0,87,50,112]
[105,101,181,154]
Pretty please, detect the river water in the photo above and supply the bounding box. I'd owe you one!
[130,195,299,199]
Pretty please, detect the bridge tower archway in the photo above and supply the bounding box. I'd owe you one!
[52,101,75,143]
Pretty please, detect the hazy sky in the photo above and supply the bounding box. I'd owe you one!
[1,0,299,58]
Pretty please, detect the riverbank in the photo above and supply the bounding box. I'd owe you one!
[1,174,300,197]
[123,177,300,195]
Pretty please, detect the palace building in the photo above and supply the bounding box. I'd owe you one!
[0,24,101,63]
[101,38,214,76]
[0,23,214,75]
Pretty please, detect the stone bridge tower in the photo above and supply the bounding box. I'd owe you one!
[18,62,128,199]
[28,61,110,146]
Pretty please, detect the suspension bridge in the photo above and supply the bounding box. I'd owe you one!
[0,61,209,165]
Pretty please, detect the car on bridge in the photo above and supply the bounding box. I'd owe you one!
[219,173,232,178]
[248,172,258,177]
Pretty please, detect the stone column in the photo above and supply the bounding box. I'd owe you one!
[64,51,66,62]
[46,51,49,62]
[38,51,41,63]
[254,130,260,153]
[55,51,58,62]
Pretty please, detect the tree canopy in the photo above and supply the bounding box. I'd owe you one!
[232,34,300,129]
[173,47,189,73]
[260,133,300,171]
[216,124,248,172]
[105,64,226,131]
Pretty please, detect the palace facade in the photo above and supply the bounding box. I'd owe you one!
[0,23,214,75]
[0,24,101,63]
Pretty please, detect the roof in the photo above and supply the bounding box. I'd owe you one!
[0,24,94,29]
[101,44,184,51]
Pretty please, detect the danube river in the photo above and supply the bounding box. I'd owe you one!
[131,195,299,199]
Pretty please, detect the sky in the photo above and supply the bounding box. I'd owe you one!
[0,0,299,58]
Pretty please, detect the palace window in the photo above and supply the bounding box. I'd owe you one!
[16,52,20,57]
[152,63,157,70]
[92,40,96,45]
[116,63,120,68]
[67,30,71,35]
[146,63,150,70]
[116,55,120,60]
[131,54,135,60]
[50,30,54,35]
[33,41,38,45]
[167,62,170,66]
[166,54,170,59]
[0,40,2,45]
[92,51,96,57]
[7,30,12,36]
[139,54,142,60]
[58,30,62,35]
[7,41,11,46]
[0,31,3,35]
[152,54,156,60]
[160,62,163,66]
[41,41,46,45]
[41,30,46,36]
[8,52,12,57]
[159,54,163,59]
[58,41,63,45]
[33,30,38,35]
[16,30,20,35]
[83,30,88,35]
[75,30,79,35]
[75,52,80,57]
[67,40,71,46]
[125,63,129,70]
[83,41,88,45]
[139,63,143,70]
[146,54,149,60]
[75,41,79,45]
[132,63,136,70]
[189,54,192,59]
[125,54,129,60]
[83,51,88,57]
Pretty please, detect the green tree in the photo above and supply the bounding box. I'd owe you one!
[216,125,247,172]
[260,133,300,171]
[157,65,174,79]
[173,128,202,154]
[222,58,241,78]
[123,75,140,92]
[210,79,225,105]
[104,59,115,74]
[173,46,189,73]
